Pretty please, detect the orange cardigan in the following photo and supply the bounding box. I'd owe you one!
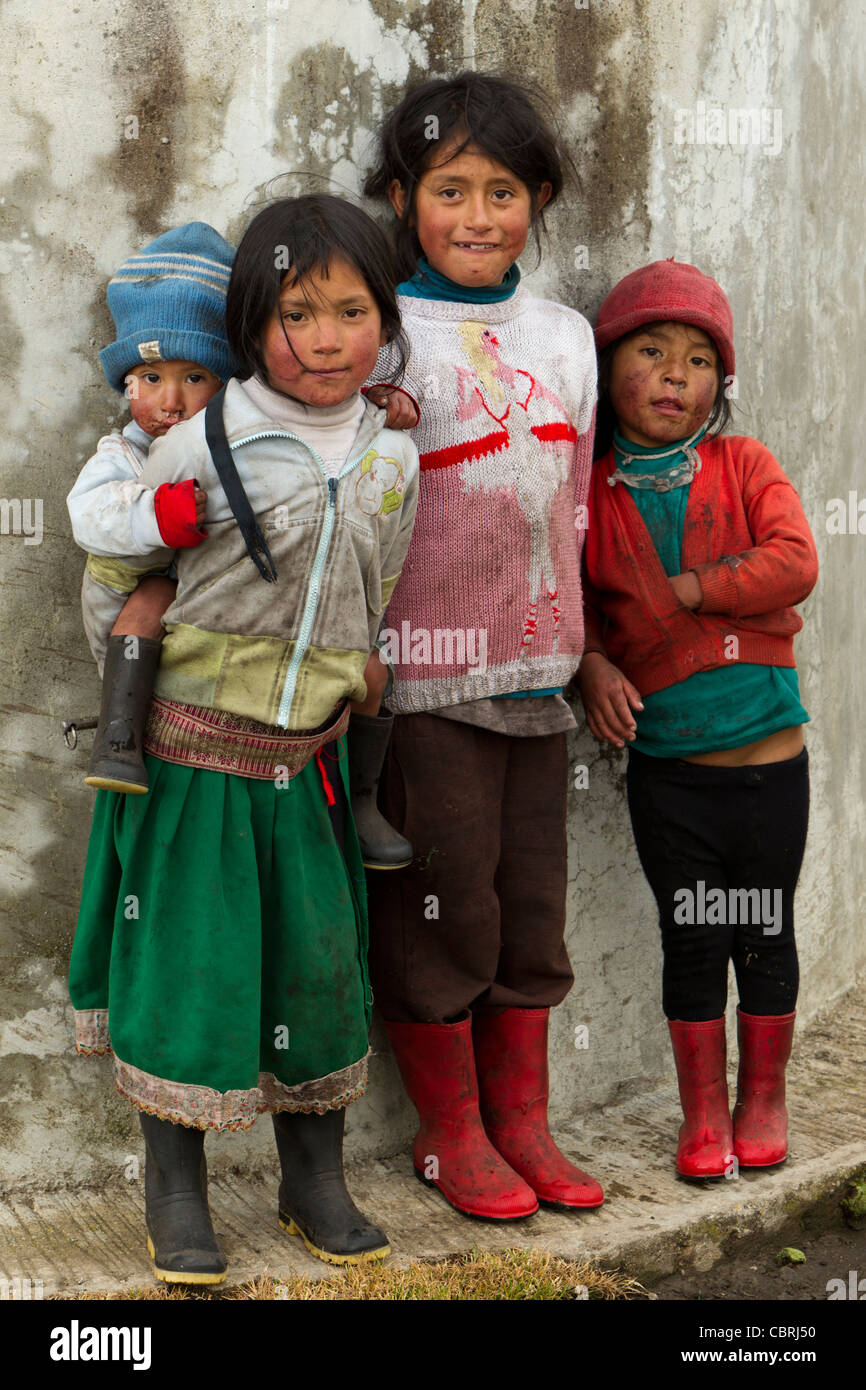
[582,434,818,697]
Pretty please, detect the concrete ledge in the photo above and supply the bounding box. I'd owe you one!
[1,985,863,1297]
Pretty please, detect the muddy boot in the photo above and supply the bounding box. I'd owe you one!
[385,1015,539,1221]
[347,711,413,869]
[733,1009,795,1167]
[668,1017,735,1179]
[85,635,161,794]
[140,1112,226,1285]
[273,1108,390,1265]
[473,1007,604,1209]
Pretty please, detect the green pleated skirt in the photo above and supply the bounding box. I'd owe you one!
[68,750,371,1130]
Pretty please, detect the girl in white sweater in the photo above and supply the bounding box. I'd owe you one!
[363,71,603,1221]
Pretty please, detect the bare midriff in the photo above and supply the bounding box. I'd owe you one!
[680,725,804,767]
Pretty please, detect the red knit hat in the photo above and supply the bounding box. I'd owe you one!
[594,258,735,378]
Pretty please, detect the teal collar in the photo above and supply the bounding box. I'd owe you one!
[609,422,710,492]
[613,422,709,468]
[398,255,520,304]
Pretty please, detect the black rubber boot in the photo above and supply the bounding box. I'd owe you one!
[85,634,162,794]
[140,1112,227,1285]
[347,711,413,869]
[273,1108,390,1265]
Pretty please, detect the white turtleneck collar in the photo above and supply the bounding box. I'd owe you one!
[239,375,366,476]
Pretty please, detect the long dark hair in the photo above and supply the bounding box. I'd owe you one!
[364,71,576,281]
[226,194,408,385]
[593,327,734,460]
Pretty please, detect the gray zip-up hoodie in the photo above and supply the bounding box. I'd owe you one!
[135,378,420,730]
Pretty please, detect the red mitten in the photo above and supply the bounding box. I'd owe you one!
[154,479,207,548]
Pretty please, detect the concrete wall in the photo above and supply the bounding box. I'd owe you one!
[1,0,863,1188]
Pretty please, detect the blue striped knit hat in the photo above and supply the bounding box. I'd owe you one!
[99,222,240,392]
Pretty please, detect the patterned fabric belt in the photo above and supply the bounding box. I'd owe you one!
[143,695,350,781]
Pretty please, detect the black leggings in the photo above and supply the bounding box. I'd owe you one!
[626,747,809,1021]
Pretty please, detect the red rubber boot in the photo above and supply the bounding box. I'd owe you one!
[668,1018,735,1178]
[733,1009,795,1167]
[384,1016,539,1221]
[473,1008,604,1208]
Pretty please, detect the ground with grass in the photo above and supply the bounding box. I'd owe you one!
[50,1249,647,1301]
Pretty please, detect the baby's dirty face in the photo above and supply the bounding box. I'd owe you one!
[124,361,222,437]
[608,322,719,448]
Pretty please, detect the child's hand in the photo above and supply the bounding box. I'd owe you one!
[364,385,420,430]
[194,486,207,528]
[349,648,390,716]
[577,652,644,748]
[668,570,703,610]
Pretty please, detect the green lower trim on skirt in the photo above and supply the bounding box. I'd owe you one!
[69,749,371,1129]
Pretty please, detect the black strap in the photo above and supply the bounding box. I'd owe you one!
[204,386,277,583]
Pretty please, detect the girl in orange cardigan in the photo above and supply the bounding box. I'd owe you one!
[579,260,818,1179]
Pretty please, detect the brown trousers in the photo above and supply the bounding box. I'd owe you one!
[367,713,574,1023]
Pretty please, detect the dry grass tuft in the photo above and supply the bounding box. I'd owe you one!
[59,1248,646,1302]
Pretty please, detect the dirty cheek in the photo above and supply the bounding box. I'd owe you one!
[358,325,385,369]
[693,378,717,413]
[128,398,153,430]
[614,367,653,408]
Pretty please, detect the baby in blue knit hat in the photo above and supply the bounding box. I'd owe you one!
[67,222,239,793]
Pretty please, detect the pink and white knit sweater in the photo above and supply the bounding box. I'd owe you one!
[380,286,597,713]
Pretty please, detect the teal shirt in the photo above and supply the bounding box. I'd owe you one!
[611,429,810,757]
